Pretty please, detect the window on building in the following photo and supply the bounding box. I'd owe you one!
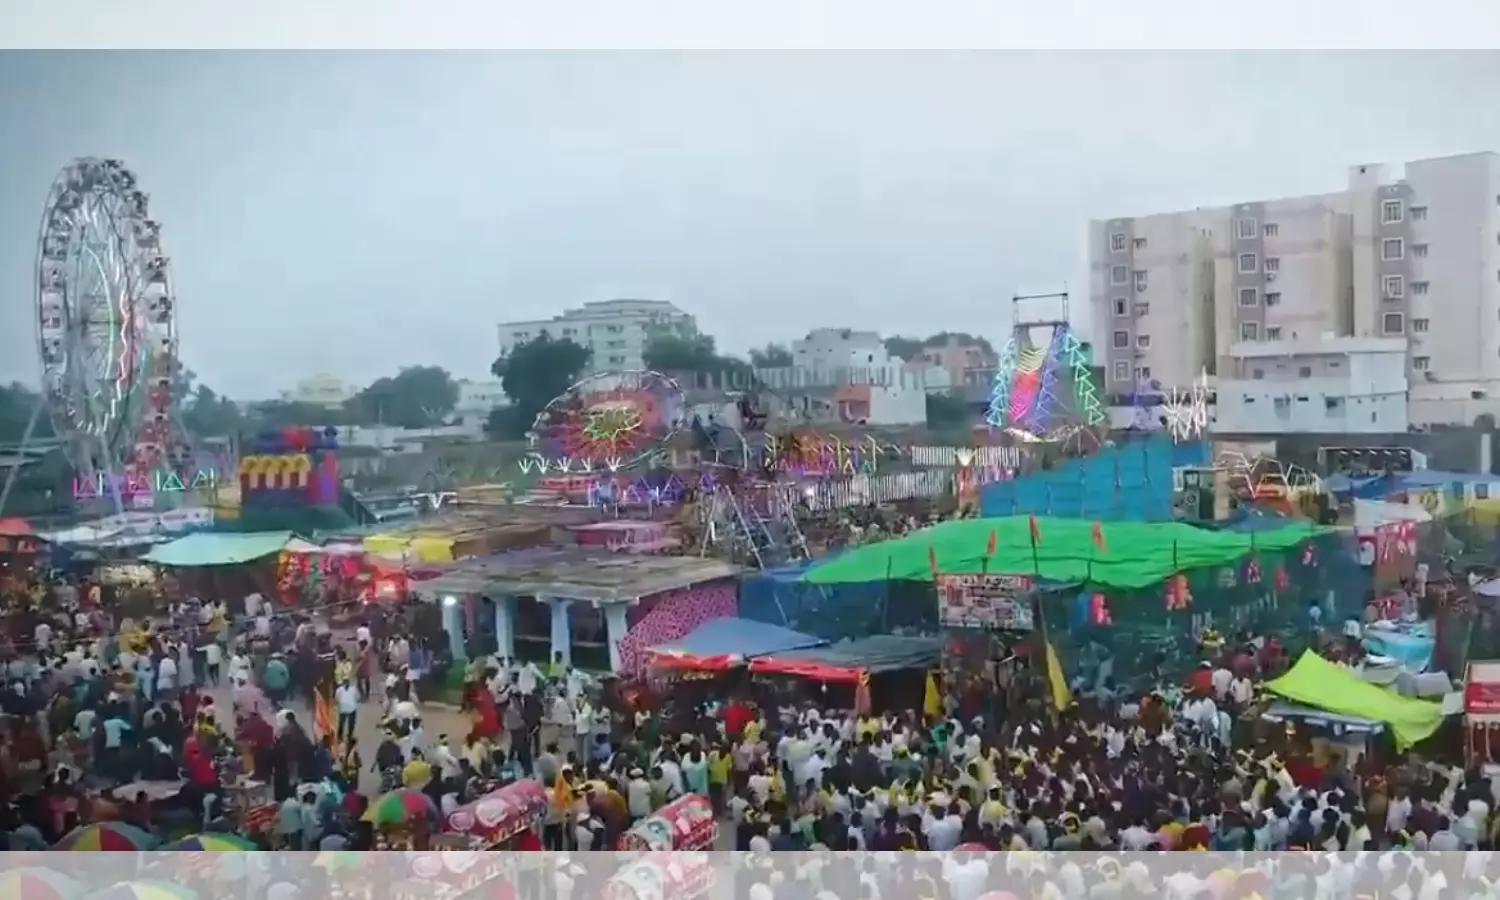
[1134,270,1149,290]
[1384,274,1405,298]
[1413,317,1430,333]
[1113,297,1128,316]
[1112,330,1130,348]
[1265,292,1282,306]
[1383,312,1405,335]
[1413,356,1431,371]
[1266,327,1283,341]
[1135,366,1152,380]
[1240,322,1260,341]
[1111,265,1129,285]
[1133,237,1148,249]
[1298,365,1312,377]
[1262,223,1279,237]
[1382,238,1405,261]
[1264,257,1281,273]
[1238,287,1259,307]
[1252,368,1265,380]
[1110,232,1126,252]
[1411,205,1428,221]
[1412,243,1429,258]
[1112,361,1130,380]
[1236,218,1258,240]
[1136,334,1152,349]
[1382,199,1404,223]
[1412,281,1430,295]
[1238,252,1259,274]
[1326,397,1345,414]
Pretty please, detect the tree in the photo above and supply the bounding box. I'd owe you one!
[883,336,925,362]
[0,383,52,445]
[748,343,794,368]
[491,334,592,440]
[926,390,973,430]
[247,400,347,430]
[644,334,753,387]
[346,366,458,429]
[181,384,243,439]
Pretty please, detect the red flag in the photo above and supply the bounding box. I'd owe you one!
[928,545,939,576]
[1091,521,1107,553]
[986,528,998,556]
[1028,515,1042,545]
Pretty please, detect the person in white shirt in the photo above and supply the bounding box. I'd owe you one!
[1210,666,1233,700]
[922,802,963,850]
[33,621,51,651]
[747,766,773,805]
[430,734,462,779]
[156,653,178,696]
[355,624,372,646]
[626,769,653,820]
[244,592,262,618]
[334,681,360,743]
[202,642,223,685]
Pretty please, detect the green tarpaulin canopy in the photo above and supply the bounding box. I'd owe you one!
[142,531,310,567]
[800,515,1329,589]
[1266,650,1444,749]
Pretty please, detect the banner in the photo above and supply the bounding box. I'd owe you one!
[937,573,1035,631]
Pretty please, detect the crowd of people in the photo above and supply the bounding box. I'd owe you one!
[0,555,1494,900]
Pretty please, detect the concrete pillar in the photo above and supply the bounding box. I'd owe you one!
[604,602,631,674]
[547,597,573,668]
[492,595,516,660]
[440,597,464,660]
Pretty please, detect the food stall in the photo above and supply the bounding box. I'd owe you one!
[606,852,716,900]
[442,779,548,847]
[617,792,717,850]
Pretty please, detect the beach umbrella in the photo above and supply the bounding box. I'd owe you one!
[86,883,196,900]
[361,788,439,827]
[54,822,158,851]
[0,868,83,900]
[159,834,256,852]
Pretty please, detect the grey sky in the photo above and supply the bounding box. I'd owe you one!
[3,51,1500,400]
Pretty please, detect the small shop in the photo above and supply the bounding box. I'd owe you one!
[747,635,942,714]
[274,542,409,609]
[142,531,313,614]
[1465,660,1500,769]
[607,852,716,900]
[617,792,718,850]
[643,617,825,695]
[441,778,549,848]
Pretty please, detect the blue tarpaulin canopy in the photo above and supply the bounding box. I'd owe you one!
[644,617,826,671]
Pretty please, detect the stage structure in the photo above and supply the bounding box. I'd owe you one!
[985,291,1105,442]
[11,158,182,515]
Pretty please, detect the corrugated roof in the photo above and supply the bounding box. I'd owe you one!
[417,548,740,604]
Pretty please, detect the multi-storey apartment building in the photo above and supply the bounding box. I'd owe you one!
[1090,151,1500,427]
[497,299,697,373]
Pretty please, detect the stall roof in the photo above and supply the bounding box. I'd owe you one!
[417,548,741,604]
[142,531,314,567]
[646,618,825,665]
[1266,650,1444,749]
[749,634,942,682]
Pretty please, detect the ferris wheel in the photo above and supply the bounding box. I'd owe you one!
[35,158,179,488]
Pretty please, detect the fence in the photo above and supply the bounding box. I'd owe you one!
[980,434,1207,521]
[907,445,1025,469]
[803,470,954,511]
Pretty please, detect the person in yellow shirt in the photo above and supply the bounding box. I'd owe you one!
[402,750,433,788]
[707,745,732,814]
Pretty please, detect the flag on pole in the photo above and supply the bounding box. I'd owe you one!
[313,684,334,743]
[551,767,571,811]
[928,545,939,577]
[1028,515,1042,545]
[1032,591,1074,713]
[986,528,998,556]
[1091,521,1108,553]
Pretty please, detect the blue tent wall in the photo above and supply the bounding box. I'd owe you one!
[979,435,1208,521]
[737,560,936,641]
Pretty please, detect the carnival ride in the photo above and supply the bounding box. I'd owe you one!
[985,293,1105,446]
[16,158,182,513]
[528,369,685,471]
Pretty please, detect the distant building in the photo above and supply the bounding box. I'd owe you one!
[1214,336,1409,434]
[452,379,509,430]
[497,299,698,373]
[281,373,355,408]
[915,335,999,388]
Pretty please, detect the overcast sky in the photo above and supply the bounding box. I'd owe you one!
[3,51,1500,400]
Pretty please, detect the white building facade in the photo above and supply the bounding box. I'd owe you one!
[1214,337,1409,434]
[1090,151,1500,427]
[497,299,698,373]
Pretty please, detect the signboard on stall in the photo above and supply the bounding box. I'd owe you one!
[937,573,1035,631]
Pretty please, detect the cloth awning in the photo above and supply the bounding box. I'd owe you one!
[1259,701,1386,735]
[748,635,942,683]
[645,618,825,671]
[1266,650,1444,749]
[142,531,302,567]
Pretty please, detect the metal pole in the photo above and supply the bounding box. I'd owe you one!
[0,397,46,519]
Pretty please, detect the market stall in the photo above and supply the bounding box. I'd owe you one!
[617,792,717,850]
[606,852,715,900]
[442,779,548,847]
[645,618,824,674]
[1465,660,1500,768]
[747,634,941,712]
[274,542,408,607]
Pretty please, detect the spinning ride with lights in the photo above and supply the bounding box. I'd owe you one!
[985,291,1104,441]
[528,370,684,469]
[35,158,180,497]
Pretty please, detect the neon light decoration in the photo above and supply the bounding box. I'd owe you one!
[986,323,1103,437]
[1163,369,1210,442]
[529,370,683,470]
[74,467,217,500]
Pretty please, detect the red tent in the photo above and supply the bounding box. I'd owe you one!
[0,518,32,537]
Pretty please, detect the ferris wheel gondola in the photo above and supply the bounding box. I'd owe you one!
[34,157,179,495]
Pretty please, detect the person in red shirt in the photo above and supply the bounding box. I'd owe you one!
[1186,662,1214,697]
[182,735,217,789]
[724,699,753,741]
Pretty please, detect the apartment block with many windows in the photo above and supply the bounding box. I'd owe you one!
[1090,151,1500,427]
[497,299,698,373]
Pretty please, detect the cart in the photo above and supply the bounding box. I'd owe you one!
[617,792,717,850]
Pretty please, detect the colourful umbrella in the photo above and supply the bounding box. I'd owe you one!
[159,834,256,852]
[54,822,158,851]
[361,788,439,827]
[86,883,196,900]
[0,868,83,900]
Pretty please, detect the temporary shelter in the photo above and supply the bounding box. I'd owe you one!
[644,618,824,672]
[1265,651,1444,749]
